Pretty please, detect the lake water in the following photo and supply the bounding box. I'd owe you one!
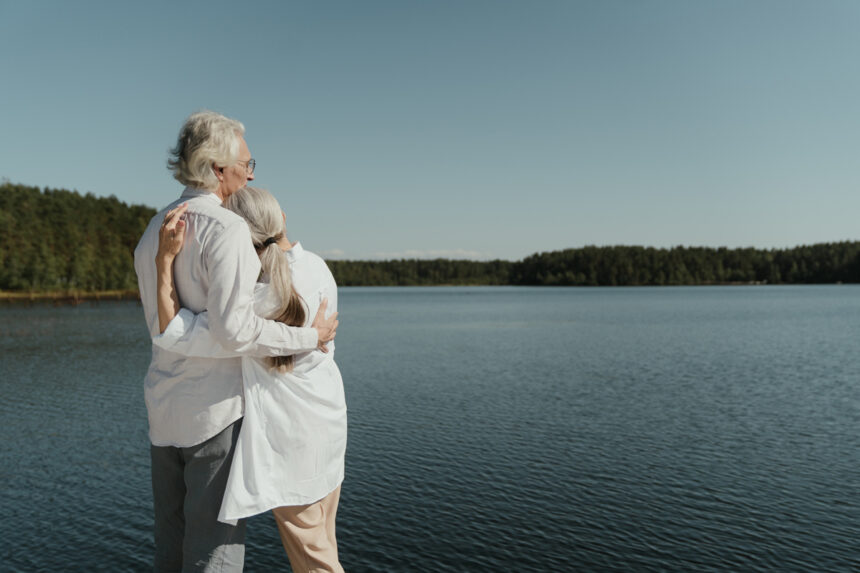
[0,286,857,572]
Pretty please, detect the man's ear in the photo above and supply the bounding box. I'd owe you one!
[213,163,224,180]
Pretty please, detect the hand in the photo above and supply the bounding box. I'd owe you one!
[312,298,338,353]
[157,203,188,262]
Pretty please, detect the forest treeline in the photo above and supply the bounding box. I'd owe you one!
[2,182,859,291]
[328,242,860,286]
[0,182,155,291]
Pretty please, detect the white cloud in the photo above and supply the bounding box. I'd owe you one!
[318,248,346,259]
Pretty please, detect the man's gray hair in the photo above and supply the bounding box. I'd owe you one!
[168,111,245,191]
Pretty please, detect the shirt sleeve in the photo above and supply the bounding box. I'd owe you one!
[134,218,162,338]
[151,308,240,358]
[291,256,339,375]
[167,218,318,357]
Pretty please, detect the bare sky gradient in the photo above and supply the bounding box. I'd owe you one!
[2,0,859,260]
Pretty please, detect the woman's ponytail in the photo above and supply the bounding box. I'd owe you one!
[225,187,306,372]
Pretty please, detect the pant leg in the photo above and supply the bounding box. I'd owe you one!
[271,486,344,573]
[181,420,247,573]
[152,444,187,573]
[322,487,340,557]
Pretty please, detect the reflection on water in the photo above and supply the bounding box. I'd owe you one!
[1,287,858,572]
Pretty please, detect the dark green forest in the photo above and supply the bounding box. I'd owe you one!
[2,182,859,291]
[0,182,155,291]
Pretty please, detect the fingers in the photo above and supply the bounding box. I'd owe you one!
[313,299,328,318]
[162,203,189,228]
[169,202,188,217]
[162,206,189,237]
[315,299,328,318]
[170,203,188,223]
[316,312,339,353]
[323,319,338,342]
[157,204,189,258]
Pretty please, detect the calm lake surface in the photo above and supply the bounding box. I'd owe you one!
[1,286,857,572]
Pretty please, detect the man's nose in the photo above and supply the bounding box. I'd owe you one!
[247,171,255,181]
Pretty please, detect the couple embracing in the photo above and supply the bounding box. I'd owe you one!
[134,111,346,573]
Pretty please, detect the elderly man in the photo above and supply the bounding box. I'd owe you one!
[134,110,337,572]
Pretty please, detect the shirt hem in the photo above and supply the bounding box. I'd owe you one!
[148,412,244,448]
[217,472,344,524]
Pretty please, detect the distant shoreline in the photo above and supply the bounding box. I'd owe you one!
[5,183,860,290]
[0,290,140,304]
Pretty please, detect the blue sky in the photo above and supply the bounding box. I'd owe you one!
[1,0,859,260]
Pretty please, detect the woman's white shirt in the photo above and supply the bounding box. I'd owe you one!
[152,243,346,523]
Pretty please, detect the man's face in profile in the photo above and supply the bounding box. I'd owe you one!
[219,135,255,199]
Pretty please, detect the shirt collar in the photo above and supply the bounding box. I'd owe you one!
[284,241,304,264]
[180,186,223,205]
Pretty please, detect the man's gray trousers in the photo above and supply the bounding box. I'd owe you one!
[151,419,246,573]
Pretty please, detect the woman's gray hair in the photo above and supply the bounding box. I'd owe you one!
[225,187,307,371]
[167,110,245,191]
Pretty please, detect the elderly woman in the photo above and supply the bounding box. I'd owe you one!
[154,187,347,573]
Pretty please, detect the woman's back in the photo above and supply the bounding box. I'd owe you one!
[219,243,347,523]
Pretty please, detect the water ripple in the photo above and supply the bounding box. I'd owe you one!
[1,290,858,572]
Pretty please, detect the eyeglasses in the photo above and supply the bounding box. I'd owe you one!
[237,158,256,174]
